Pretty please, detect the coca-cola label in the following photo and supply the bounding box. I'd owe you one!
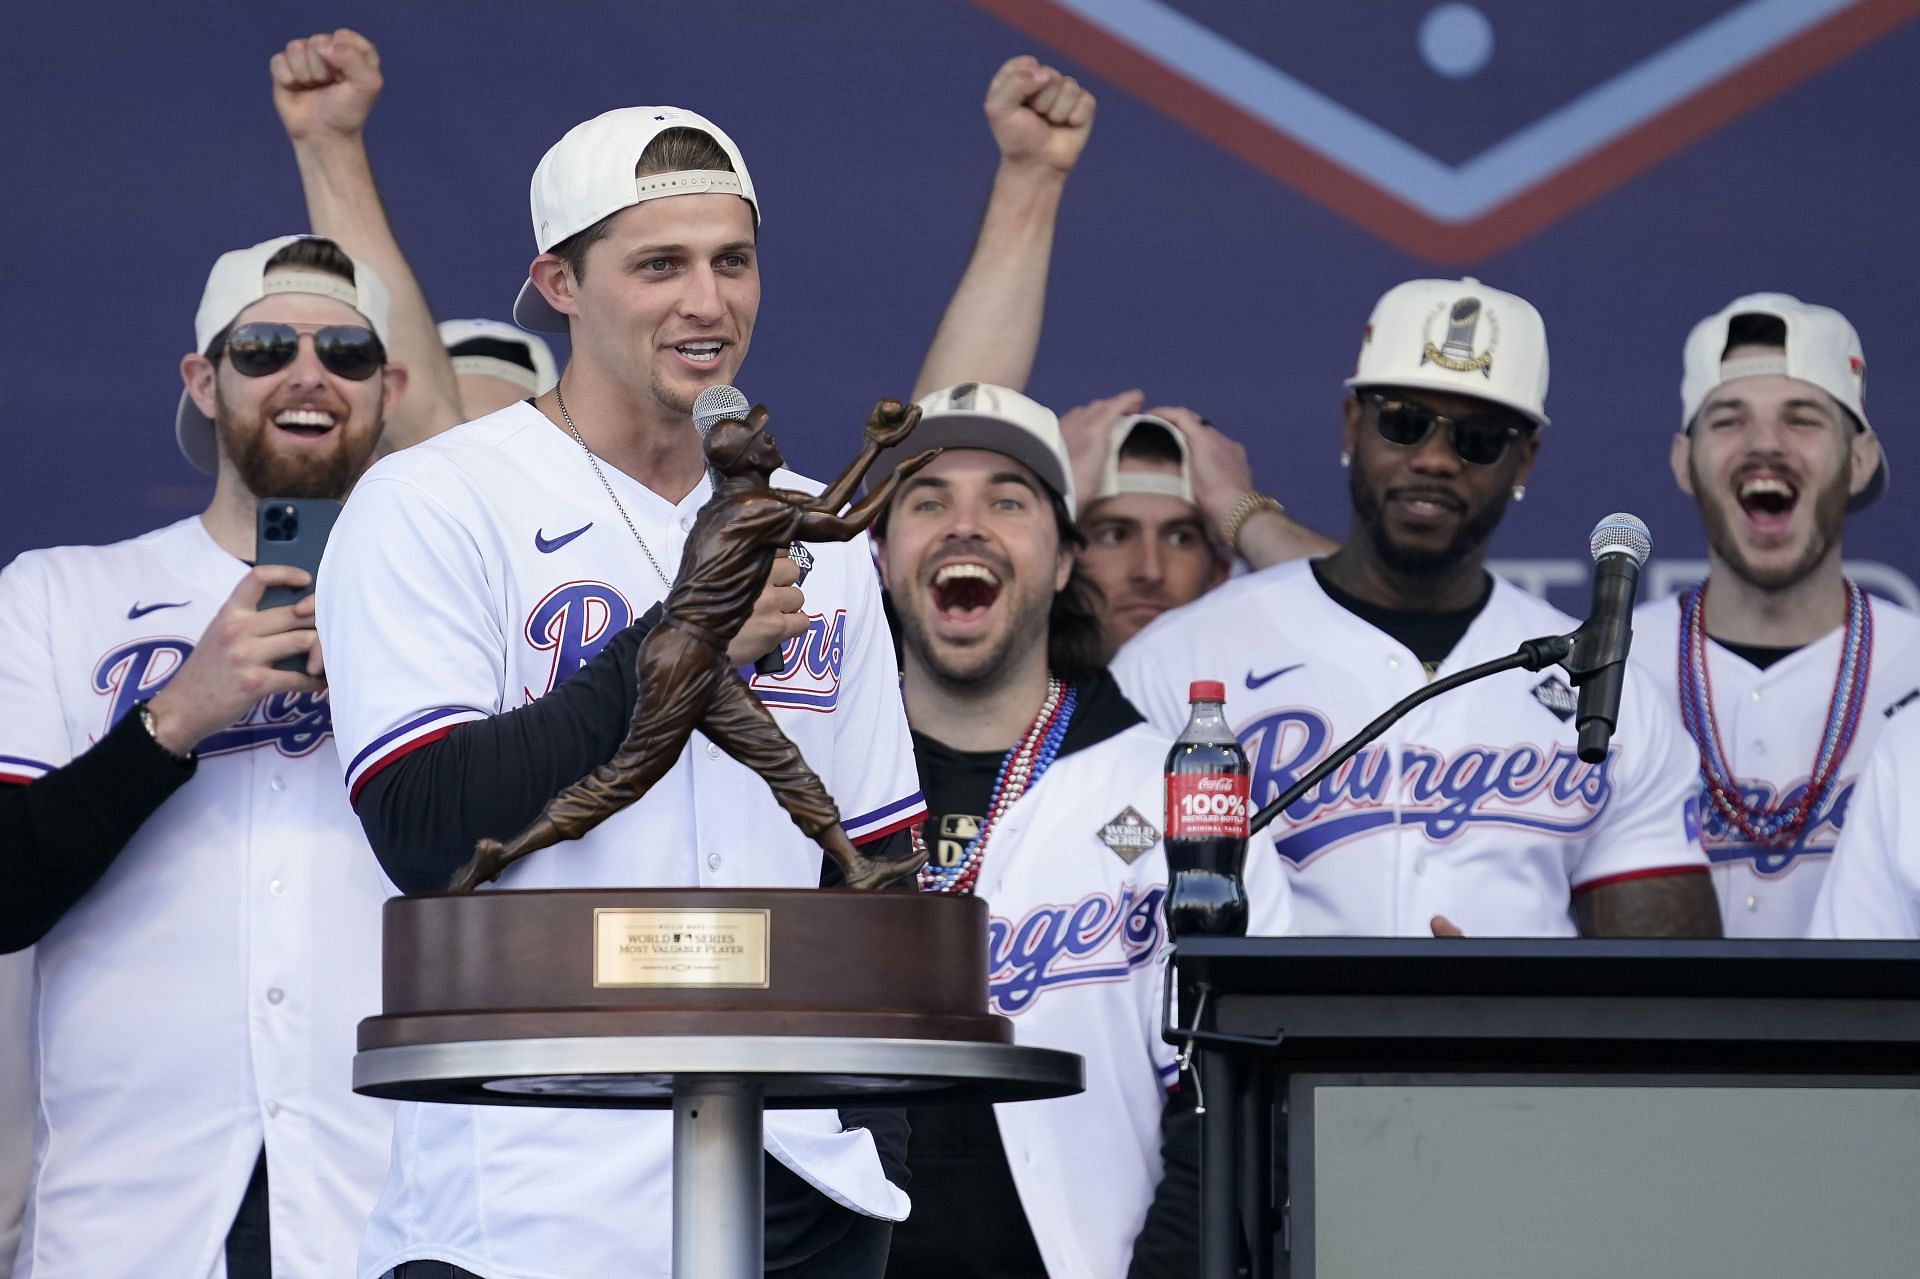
[1166,773,1251,839]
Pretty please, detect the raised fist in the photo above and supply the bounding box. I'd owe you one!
[985,54,1096,176]
[863,399,922,450]
[271,28,382,142]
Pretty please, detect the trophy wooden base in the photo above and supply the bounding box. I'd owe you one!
[360,887,1010,1054]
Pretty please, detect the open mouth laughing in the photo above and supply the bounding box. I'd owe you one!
[1734,469,1799,537]
[271,406,340,440]
[927,560,1004,634]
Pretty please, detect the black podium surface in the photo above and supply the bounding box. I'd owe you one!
[1170,938,1920,1279]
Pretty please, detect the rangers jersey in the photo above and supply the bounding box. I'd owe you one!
[0,517,395,1278]
[316,400,926,1279]
[1112,561,1706,936]
[1631,593,1920,937]
[1807,701,1920,939]
[964,719,1290,1278]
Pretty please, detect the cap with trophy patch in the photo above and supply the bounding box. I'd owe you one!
[1345,277,1550,428]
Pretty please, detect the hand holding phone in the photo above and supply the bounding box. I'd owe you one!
[257,498,342,673]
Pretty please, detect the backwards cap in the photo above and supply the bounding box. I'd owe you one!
[514,106,758,333]
[1680,291,1884,510]
[176,234,391,474]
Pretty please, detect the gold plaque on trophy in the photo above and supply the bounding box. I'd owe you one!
[593,908,772,989]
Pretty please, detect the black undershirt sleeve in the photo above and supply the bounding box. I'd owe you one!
[352,604,664,894]
[0,707,197,953]
[1126,1084,1200,1278]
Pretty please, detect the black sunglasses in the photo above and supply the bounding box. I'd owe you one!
[210,322,386,381]
[1362,392,1526,467]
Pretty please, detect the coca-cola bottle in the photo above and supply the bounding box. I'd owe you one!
[1163,680,1251,936]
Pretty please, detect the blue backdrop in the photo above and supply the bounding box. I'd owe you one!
[7,0,1919,614]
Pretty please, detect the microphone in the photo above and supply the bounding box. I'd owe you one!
[1569,513,1652,764]
[691,383,789,678]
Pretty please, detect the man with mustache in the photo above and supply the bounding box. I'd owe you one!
[1630,294,1920,937]
[0,235,419,1276]
[868,381,1292,1278]
[1113,279,1719,939]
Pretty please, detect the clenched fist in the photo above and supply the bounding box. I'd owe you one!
[271,28,382,142]
[986,54,1096,176]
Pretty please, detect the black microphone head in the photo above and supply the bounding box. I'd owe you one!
[1589,512,1651,567]
[692,384,750,437]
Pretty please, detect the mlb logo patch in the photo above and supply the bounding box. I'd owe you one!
[1098,805,1162,863]
[1531,675,1577,722]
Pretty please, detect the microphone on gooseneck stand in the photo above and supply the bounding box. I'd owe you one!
[1568,513,1653,765]
[690,383,789,678]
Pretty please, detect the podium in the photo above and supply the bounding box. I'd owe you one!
[1171,937,1920,1279]
[353,889,1083,1278]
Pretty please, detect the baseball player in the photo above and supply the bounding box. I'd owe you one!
[1113,279,1720,938]
[317,106,926,1278]
[1806,702,1920,937]
[1630,294,1920,937]
[868,382,1292,1279]
[0,235,410,1275]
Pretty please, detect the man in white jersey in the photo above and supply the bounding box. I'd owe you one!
[318,106,926,1278]
[866,382,1291,1278]
[1113,279,1720,938]
[0,234,424,1276]
[1630,294,1918,937]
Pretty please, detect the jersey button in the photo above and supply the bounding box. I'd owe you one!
[1413,859,1427,876]
[1386,657,1401,670]
[680,516,694,532]
[1745,895,1759,912]
[706,743,721,761]
[268,878,286,898]
[1750,690,1764,702]
[265,1101,281,1118]
[266,988,285,1005]
[706,852,723,872]
[269,775,286,793]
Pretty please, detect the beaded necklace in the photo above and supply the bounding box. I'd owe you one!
[1676,579,1872,846]
[916,676,1076,896]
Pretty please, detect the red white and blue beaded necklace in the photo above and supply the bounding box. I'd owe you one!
[916,675,1077,896]
[1676,579,1872,846]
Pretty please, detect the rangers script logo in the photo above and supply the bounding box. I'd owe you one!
[988,885,1166,1015]
[93,638,332,758]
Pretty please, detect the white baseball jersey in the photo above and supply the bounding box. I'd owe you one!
[317,401,927,1279]
[1111,562,1707,936]
[0,517,396,1278]
[1807,703,1920,939]
[1631,593,1920,937]
[966,721,1291,1279]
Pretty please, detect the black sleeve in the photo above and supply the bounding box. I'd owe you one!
[0,708,197,953]
[1126,1084,1200,1279]
[353,605,662,894]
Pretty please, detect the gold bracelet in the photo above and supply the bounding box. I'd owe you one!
[1219,491,1286,553]
[135,700,193,763]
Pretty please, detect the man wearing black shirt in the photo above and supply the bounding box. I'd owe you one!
[869,382,1293,1278]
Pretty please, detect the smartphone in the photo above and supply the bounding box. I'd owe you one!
[256,498,342,673]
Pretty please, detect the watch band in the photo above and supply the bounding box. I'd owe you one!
[135,699,194,763]
[1219,491,1286,554]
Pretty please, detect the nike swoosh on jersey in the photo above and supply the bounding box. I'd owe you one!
[1245,663,1305,689]
[127,600,190,619]
[534,523,594,554]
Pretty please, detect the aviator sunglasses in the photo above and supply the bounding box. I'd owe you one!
[1362,391,1525,466]
[210,322,387,381]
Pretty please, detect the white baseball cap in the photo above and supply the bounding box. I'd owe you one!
[1345,277,1551,427]
[439,318,558,395]
[1681,292,1884,509]
[1091,414,1196,507]
[514,106,759,333]
[873,382,1075,511]
[176,234,392,474]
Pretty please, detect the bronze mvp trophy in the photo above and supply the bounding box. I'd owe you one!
[352,399,1083,1278]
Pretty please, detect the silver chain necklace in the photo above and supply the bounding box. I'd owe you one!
[553,382,673,588]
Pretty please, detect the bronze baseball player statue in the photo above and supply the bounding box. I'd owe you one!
[450,400,937,894]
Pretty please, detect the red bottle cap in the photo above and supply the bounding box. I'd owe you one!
[1189,679,1226,703]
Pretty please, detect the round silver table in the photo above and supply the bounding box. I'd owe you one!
[356,1034,1084,1278]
